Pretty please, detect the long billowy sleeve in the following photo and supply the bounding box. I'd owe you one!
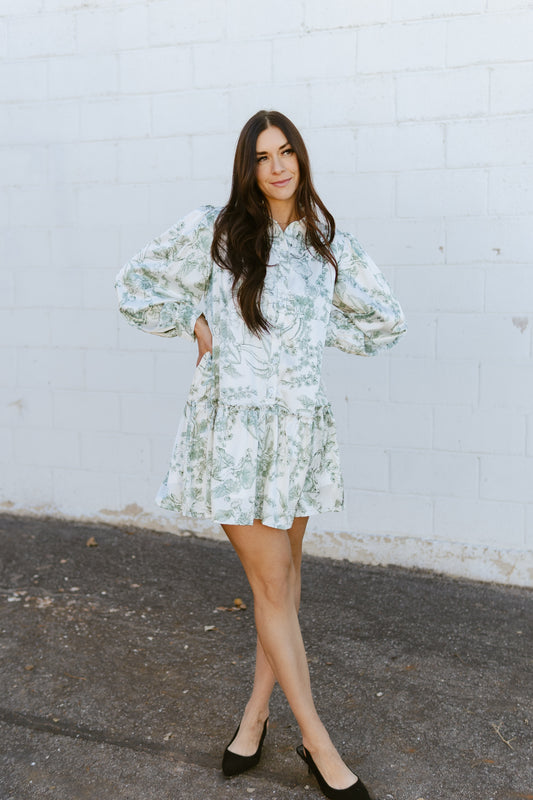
[115,206,215,342]
[325,231,407,355]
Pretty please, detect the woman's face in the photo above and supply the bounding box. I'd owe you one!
[255,125,300,211]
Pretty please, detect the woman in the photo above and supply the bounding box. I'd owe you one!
[116,110,406,799]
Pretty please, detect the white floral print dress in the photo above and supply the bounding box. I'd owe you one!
[115,205,406,529]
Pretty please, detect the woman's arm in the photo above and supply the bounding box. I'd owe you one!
[115,207,214,342]
[325,232,407,355]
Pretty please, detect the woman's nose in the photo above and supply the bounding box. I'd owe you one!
[271,156,283,174]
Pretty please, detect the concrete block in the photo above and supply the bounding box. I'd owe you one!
[5,228,50,269]
[0,267,15,310]
[52,226,120,270]
[17,348,85,390]
[48,54,118,100]
[434,406,526,455]
[0,144,37,189]
[391,450,478,497]
[0,387,53,429]
[155,352,192,395]
[339,445,389,491]
[151,434,176,473]
[322,349,389,402]
[490,63,533,115]
[446,116,533,167]
[191,134,239,180]
[78,184,150,227]
[7,13,75,58]
[148,0,227,45]
[0,428,13,464]
[488,167,533,216]
[447,11,533,67]
[396,169,487,217]
[1,310,50,347]
[309,75,395,127]
[50,309,118,349]
[0,0,42,12]
[120,393,184,436]
[9,185,77,228]
[52,467,121,516]
[116,4,149,51]
[14,427,80,468]
[5,101,79,146]
[528,417,533,457]
[357,20,446,73]
[119,471,161,511]
[148,180,229,229]
[49,141,117,184]
[305,129,355,176]
[228,0,303,37]
[152,90,229,137]
[74,6,117,53]
[82,269,119,311]
[358,123,445,172]
[392,0,484,20]
[0,465,53,509]
[526,505,533,547]
[446,216,533,265]
[485,266,533,313]
[15,268,82,308]
[487,0,533,7]
[118,137,191,184]
[390,358,478,404]
[437,313,530,360]
[347,218,445,266]
[194,40,272,87]
[316,173,393,221]
[119,47,192,95]
[397,67,489,121]
[0,60,47,103]
[345,489,433,537]
[0,349,16,388]
[305,0,389,28]
[395,266,485,313]
[434,497,525,547]
[480,363,533,410]
[228,85,311,130]
[481,455,533,503]
[80,96,151,141]
[273,31,356,81]
[80,431,151,472]
[346,401,433,449]
[387,313,436,358]
[85,350,155,393]
[54,389,120,432]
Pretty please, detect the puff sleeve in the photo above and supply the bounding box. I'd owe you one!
[115,206,215,342]
[325,232,407,355]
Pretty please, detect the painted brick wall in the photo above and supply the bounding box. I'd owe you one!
[2,0,532,585]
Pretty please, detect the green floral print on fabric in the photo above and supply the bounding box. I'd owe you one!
[115,206,406,529]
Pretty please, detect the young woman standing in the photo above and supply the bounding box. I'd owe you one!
[116,110,406,799]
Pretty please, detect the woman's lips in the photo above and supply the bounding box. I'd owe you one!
[271,178,291,187]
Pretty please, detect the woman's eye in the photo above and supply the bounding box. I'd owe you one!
[256,155,267,163]
[283,148,294,156]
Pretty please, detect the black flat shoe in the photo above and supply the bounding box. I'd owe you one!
[222,717,269,777]
[296,744,373,800]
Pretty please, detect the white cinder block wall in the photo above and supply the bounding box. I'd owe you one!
[2,0,532,586]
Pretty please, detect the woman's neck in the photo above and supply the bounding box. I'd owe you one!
[268,200,300,231]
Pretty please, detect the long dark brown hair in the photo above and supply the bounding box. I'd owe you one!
[211,110,338,335]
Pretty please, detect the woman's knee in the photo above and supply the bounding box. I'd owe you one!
[251,558,296,609]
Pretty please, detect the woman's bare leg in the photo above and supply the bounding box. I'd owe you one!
[225,516,307,756]
[222,518,357,790]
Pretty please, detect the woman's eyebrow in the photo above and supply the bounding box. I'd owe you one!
[256,141,291,155]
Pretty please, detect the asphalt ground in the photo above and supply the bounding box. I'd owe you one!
[0,513,531,800]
